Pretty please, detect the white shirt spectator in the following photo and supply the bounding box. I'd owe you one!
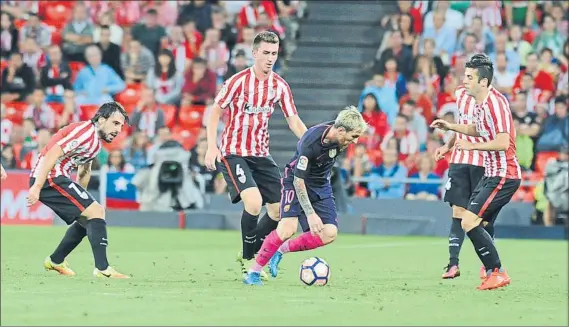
[423,5,464,33]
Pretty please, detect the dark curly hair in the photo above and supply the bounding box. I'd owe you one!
[465,54,494,85]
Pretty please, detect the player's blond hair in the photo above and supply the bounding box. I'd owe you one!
[253,31,279,50]
[334,106,368,133]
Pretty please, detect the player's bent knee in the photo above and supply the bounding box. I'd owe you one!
[277,218,298,239]
[460,211,482,232]
[265,202,281,221]
[321,224,337,245]
[452,205,467,219]
[82,202,106,220]
[240,188,263,215]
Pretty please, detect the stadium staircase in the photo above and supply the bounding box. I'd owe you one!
[269,1,398,168]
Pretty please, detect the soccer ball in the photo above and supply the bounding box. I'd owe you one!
[299,257,330,286]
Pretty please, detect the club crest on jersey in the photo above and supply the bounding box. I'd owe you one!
[65,140,79,152]
[283,205,290,212]
[328,149,337,158]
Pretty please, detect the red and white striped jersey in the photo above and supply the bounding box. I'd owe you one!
[30,121,102,179]
[215,67,297,157]
[474,87,522,179]
[449,85,485,167]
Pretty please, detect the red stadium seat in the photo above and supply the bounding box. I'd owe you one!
[115,84,145,106]
[44,3,72,25]
[1,59,8,72]
[171,126,200,150]
[160,104,177,128]
[535,151,558,174]
[48,102,64,115]
[69,61,85,83]
[3,102,27,125]
[178,106,203,129]
[14,19,26,30]
[47,25,63,45]
[79,105,99,121]
[367,149,382,167]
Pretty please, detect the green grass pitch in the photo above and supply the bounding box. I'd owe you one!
[1,225,567,326]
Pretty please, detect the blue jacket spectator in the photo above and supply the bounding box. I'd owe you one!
[359,76,399,126]
[368,147,407,199]
[74,45,125,105]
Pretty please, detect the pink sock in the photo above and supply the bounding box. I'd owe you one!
[279,232,324,254]
[250,230,284,272]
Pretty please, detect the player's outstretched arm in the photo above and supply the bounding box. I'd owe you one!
[31,144,64,188]
[461,133,510,152]
[431,119,479,137]
[76,161,92,189]
[285,114,308,139]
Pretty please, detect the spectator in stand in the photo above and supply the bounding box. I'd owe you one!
[543,144,569,227]
[121,39,155,84]
[381,114,419,162]
[512,91,540,169]
[1,52,36,102]
[419,38,446,78]
[538,47,558,79]
[61,2,94,63]
[368,147,407,199]
[231,26,255,67]
[359,74,399,126]
[360,93,389,144]
[20,128,50,170]
[124,131,149,170]
[492,52,517,97]
[458,16,495,54]
[374,30,414,80]
[130,88,166,139]
[18,13,50,49]
[536,96,569,152]
[399,12,420,56]
[451,33,477,71]
[423,1,464,33]
[146,126,181,166]
[177,0,213,33]
[0,144,17,169]
[146,49,183,105]
[96,25,123,79]
[406,154,440,201]
[507,25,533,68]
[412,55,440,100]
[464,0,502,31]
[74,45,126,106]
[21,37,46,78]
[93,10,124,46]
[236,1,284,36]
[504,0,538,28]
[400,77,435,123]
[40,45,72,103]
[1,104,13,147]
[225,50,249,80]
[57,90,79,128]
[1,12,19,60]
[532,14,565,57]
[383,57,407,99]
[420,10,456,65]
[20,117,37,149]
[211,5,237,52]
[131,8,168,57]
[342,143,373,195]
[489,31,521,75]
[548,2,568,39]
[399,99,428,149]
[153,0,179,27]
[23,88,56,131]
[513,52,555,102]
[105,150,136,173]
[436,74,459,118]
[199,28,230,82]
[181,57,217,106]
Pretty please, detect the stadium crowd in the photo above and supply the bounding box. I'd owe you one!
[0,1,567,224]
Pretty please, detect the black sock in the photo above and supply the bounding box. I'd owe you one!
[86,218,109,270]
[241,210,259,260]
[483,223,495,240]
[467,225,501,271]
[448,218,465,266]
[254,213,279,254]
[50,222,87,264]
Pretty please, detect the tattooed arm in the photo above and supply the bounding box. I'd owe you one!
[293,176,315,215]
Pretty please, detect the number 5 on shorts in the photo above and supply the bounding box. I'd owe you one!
[69,183,89,199]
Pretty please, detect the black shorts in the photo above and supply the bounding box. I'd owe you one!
[30,176,96,225]
[444,164,485,208]
[467,176,521,223]
[218,155,282,205]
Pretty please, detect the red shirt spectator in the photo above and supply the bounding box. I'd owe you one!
[361,93,389,140]
[182,57,217,105]
[512,53,555,100]
[399,78,435,123]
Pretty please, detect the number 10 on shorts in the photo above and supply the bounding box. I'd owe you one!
[283,189,295,204]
